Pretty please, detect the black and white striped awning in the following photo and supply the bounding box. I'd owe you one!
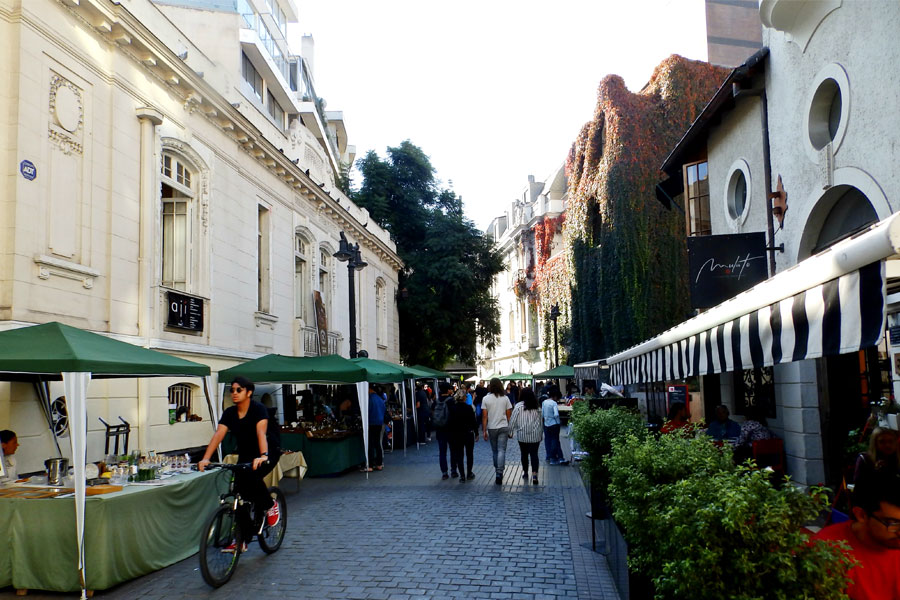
[606,213,900,386]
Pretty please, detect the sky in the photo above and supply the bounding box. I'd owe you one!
[289,1,709,230]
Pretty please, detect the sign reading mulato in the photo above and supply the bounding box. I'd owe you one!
[687,233,768,308]
[166,291,204,332]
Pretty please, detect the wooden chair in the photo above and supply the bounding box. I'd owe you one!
[752,438,785,481]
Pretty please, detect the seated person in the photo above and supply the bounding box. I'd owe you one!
[854,427,899,484]
[660,401,690,434]
[733,404,774,462]
[1,430,18,482]
[813,470,900,599]
[705,405,741,442]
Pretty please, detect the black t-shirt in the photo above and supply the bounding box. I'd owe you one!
[220,400,268,463]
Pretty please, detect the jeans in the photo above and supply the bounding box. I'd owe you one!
[234,458,277,536]
[417,413,430,443]
[450,432,475,477]
[368,424,384,467]
[487,428,509,477]
[436,429,450,474]
[544,424,563,463]
[519,441,540,474]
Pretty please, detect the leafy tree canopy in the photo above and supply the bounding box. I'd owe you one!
[354,141,503,366]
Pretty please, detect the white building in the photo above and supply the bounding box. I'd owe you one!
[607,0,900,486]
[0,0,401,474]
[479,166,567,379]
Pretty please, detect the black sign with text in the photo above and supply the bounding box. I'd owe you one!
[687,233,768,308]
[166,291,204,332]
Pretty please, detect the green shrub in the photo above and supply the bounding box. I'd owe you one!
[607,434,853,600]
[570,403,647,497]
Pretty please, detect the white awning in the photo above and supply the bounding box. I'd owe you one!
[607,211,900,385]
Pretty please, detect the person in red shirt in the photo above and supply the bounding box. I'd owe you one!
[660,401,690,434]
[814,470,900,600]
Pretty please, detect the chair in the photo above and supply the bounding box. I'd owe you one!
[752,438,785,480]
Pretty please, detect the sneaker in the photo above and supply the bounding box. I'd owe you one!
[467,472,475,480]
[559,460,570,465]
[266,502,280,527]
[451,472,458,478]
[221,541,248,553]
[521,473,529,480]
[442,473,449,480]
[532,475,539,485]
[459,476,466,483]
[495,476,502,485]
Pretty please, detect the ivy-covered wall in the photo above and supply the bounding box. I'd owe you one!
[564,55,729,363]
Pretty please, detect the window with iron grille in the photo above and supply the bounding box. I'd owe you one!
[168,383,193,419]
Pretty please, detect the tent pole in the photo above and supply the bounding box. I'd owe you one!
[202,376,221,461]
[63,372,91,600]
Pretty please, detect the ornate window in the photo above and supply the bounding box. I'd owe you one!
[168,383,194,422]
[295,232,311,322]
[375,279,386,347]
[160,153,195,291]
[318,245,332,321]
[257,205,271,313]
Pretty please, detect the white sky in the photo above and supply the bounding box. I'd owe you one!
[290,1,709,230]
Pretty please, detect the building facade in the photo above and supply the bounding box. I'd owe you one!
[0,0,401,473]
[610,0,900,487]
[479,166,567,379]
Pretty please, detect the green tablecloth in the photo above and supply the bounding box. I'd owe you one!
[280,432,365,477]
[0,470,220,592]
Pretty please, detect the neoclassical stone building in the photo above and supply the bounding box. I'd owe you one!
[0,0,401,472]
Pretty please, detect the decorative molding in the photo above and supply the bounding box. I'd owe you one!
[48,73,84,155]
[34,254,99,288]
[254,311,278,330]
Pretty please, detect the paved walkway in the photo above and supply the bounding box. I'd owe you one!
[2,430,622,600]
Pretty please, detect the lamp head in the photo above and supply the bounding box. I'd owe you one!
[549,303,561,320]
[352,245,368,271]
[333,231,353,262]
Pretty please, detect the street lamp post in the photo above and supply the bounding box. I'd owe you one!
[549,303,561,369]
[333,231,367,358]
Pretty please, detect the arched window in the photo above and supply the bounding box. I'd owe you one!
[318,245,332,320]
[161,153,195,291]
[375,279,386,347]
[295,232,311,322]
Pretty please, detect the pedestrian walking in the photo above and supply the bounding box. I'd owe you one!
[432,382,454,479]
[541,386,567,465]
[509,387,543,485]
[415,382,431,443]
[481,378,513,485]
[448,387,478,482]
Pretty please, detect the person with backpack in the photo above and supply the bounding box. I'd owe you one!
[482,378,513,485]
[448,386,478,482]
[433,382,453,479]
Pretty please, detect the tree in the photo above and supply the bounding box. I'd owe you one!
[354,141,503,366]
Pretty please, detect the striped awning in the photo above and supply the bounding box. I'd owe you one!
[606,212,900,386]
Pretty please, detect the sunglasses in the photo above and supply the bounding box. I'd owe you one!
[230,386,245,393]
[870,514,900,533]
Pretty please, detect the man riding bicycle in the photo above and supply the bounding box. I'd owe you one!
[199,376,280,545]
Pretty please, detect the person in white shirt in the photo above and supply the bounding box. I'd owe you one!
[1,430,19,481]
[481,378,513,485]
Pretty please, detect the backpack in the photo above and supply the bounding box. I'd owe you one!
[431,397,449,428]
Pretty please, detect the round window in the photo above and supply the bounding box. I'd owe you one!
[725,160,751,223]
[808,78,842,150]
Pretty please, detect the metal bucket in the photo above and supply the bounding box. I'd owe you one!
[45,458,70,486]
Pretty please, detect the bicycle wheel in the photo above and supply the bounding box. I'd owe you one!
[257,486,287,554]
[199,504,242,587]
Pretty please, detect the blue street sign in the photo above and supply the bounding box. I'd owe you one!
[19,160,36,181]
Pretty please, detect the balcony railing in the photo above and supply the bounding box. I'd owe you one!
[298,324,343,356]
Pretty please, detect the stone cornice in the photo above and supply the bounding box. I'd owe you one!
[54,0,403,272]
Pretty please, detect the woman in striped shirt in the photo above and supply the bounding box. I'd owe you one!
[509,387,544,485]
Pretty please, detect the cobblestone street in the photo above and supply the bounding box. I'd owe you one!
[2,432,621,600]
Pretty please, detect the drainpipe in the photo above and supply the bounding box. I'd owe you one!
[135,107,163,451]
[732,83,780,277]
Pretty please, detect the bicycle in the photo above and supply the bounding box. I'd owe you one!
[198,462,287,587]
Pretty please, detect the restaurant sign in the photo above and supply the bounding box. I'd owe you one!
[166,291,204,332]
[687,233,768,308]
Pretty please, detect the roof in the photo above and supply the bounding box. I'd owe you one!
[660,48,770,176]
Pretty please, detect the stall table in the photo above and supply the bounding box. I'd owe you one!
[280,432,365,477]
[0,470,219,594]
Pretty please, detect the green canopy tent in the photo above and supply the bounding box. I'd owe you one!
[500,372,533,381]
[351,358,420,454]
[0,321,212,598]
[217,354,375,474]
[534,365,575,379]
[409,364,451,379]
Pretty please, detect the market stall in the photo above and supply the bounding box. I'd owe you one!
[217,354,372,474]
[352,358,419,454]
[0,322,213,598]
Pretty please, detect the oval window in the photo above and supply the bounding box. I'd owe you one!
[808,78,842,150]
